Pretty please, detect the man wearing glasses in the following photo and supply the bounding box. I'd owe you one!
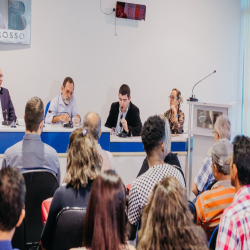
[45,77,81,125]
[1,97,61,184]
[0,68,16,123]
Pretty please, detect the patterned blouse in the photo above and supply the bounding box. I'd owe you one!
[164,109,185,134]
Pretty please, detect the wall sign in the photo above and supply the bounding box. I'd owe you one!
[116,1,146,21]
[0,0,31,44]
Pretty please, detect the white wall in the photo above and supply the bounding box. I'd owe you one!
[0,0,241,130]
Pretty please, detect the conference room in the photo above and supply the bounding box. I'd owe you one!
[0,1,249,250]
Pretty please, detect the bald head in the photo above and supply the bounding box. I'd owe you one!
[83,112,102,140]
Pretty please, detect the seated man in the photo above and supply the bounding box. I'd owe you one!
[1,97,61,184]
[45,77,81,124]
[216,135,250,249]
[0,68,16,123]
[0,167,26,250]
[105,84,142,136]
[83,111,115,171]
[195,138,235,240]
[192,114,231,196]
[126,115,185,240]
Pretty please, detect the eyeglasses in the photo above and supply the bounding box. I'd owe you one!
[168,96,179,101]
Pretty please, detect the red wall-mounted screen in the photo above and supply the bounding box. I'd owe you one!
[116,1,146,21]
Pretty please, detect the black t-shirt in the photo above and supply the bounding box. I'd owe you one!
[41,181,92,249]
[137,152,182,178]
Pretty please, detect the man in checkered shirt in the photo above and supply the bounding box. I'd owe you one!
[216,135,250,249]
[192,115,231,196]
[126,115,185,240]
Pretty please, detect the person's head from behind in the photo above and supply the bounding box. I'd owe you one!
[118,84,131,114]
[209,138,233,181]
[24,97,44,134]
[159,114,171,156]
[231,135,250,191]
[61,77,74,105]
[66,127,102,189]
[141,115,168,160]
[83,112,102,141]
[83,170,126,250]
[137,177,207,250]
[0,167,26,239]
[213,114,231,142]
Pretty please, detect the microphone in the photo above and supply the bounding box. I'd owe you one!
[188,70,216,102]
[2,109,13,126]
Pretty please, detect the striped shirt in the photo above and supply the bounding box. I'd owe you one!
[216,184,250,250]
[195,180,235,239]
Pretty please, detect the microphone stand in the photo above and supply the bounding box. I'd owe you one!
[188,70,216,102]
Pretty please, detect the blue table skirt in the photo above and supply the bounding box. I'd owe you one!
[0,132,193,154]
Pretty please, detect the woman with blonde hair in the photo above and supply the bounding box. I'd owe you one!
[164,88,185,134]
[40,127,102,250]
[137,177,208,250]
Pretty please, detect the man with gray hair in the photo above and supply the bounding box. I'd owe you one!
[83,112,115,171]
[195,138,235,239]
[192,114,231,196]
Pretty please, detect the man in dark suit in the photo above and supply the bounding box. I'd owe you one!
[0,68,16,122]
[105,84,142,136]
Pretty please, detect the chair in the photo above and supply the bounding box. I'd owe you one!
[188,201,197,223]
[11,220,26,250]
[21,169,59,248]
[208,224,219,250]
[205,179,217,191]
[44,101,51,118]
[51,207,87,250]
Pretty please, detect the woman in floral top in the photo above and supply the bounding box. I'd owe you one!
[164,88,185,134]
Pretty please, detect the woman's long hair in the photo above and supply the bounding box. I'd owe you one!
[83,170,126,250]
[66,127,102,189]
[137,177,208,250]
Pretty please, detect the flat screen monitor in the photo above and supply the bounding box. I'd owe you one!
[116,1,146,21]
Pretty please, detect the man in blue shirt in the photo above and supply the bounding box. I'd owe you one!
[0,167,26,250]
[1,97,61,184]
[45,77,81,124]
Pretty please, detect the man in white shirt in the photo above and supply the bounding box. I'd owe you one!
[45,77,81,124]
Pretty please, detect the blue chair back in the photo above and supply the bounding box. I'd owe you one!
[208,224,219,249]
[45,101,51,119]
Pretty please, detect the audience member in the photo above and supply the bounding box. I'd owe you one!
[216,135,250,249]
[127,115,185,240]
[1,97,61,184]
[45,77,81,125]
[137,115,182,178]
[0,167,26,250]
[137,177,208,250]
[192,114,231,196]
[71,171,135,250]
[83,111,115,171]
[40,127,102,250]
[195,138,235,239]
[164,88,184,134]
[105,84,142,136]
